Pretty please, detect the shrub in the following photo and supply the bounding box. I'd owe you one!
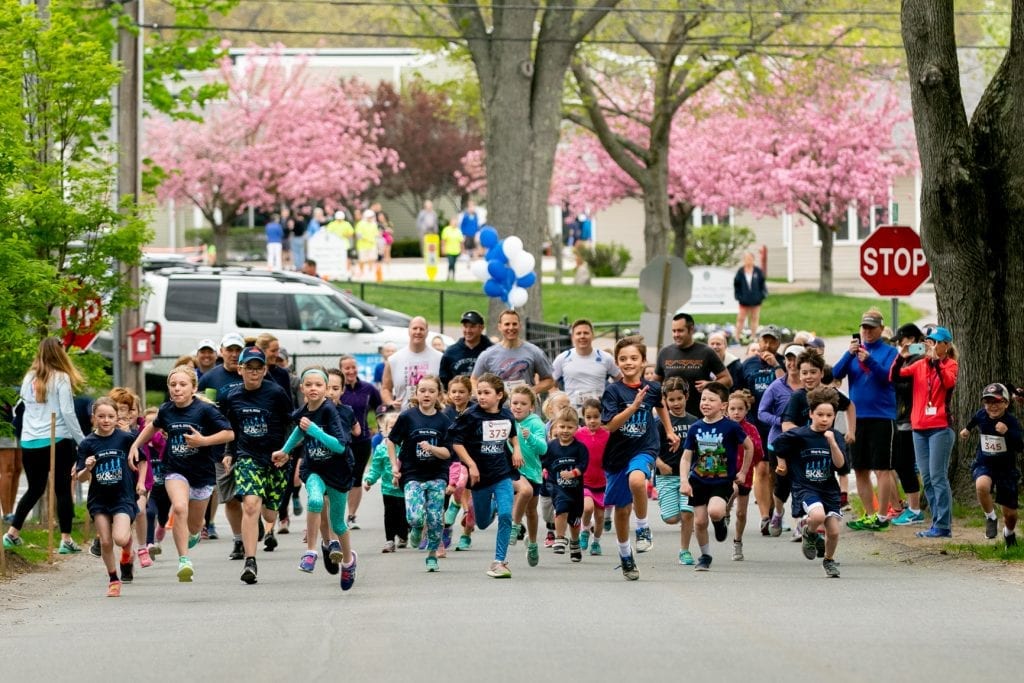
[685,224,756,267]
[576,242,631,277]
[390,238,421,258]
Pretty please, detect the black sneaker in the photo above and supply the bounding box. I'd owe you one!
[694,554,713,571]
[120,561,134,583]
[1006,532,1018,548]
[89,536,101,558]
[815,534,826,558]
[264,532,277,552]
[801,527,818,560]
[229,540,244,560]
[322,543,339,575]
[517,524,526,541]
[619,552,639,580]
[986,516,998,539]
[570,540,582,563]
[241,557,258,584]
[713,518,728,543]
[823,558,840,578]
[760,517,770,536]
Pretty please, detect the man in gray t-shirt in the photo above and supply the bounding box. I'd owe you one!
[472,310,554,394]
[552,319,620,410]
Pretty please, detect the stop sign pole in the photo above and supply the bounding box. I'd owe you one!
[859,225,931,330]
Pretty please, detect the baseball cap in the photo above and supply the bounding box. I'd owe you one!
[196,338,217,352]
[334,210,346,220]
[807,336,826,350]
[278,347,290,362]
[757,325,782,340]
[461,310,485,325]
[239,347,266,366]
[220,332,245,349]
[895,323,924,341]
[860,313,883,328]
[926,326,952,343]
[783,344,805,358]
[982,383,1009,401]
[362,209,375,220]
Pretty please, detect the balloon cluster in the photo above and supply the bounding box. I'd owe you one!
[469,226,537,308]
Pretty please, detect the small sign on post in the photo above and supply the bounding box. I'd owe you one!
[638,256,692,351]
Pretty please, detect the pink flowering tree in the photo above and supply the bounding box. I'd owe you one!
[146,46,398,263]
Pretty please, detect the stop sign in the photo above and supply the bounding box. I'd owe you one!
[60,297,103,351]
[860,225,931,297]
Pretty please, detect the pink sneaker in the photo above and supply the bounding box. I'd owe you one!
[155,525,166,542]
[137,547,153,568]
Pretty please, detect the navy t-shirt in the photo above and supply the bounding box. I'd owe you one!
[658,412,698,475]
[439,337,493,388]
[682,417,748,484]
[77,429,137,512]
[221,381,294,466]
[771,425,849,498]
[198,364,244,461]
[543,439,589,494]
[782,388,851,429]
[153,399,232,487]
[294,401,353,492]
[966,409,1023,469]
[449,404,518,489]
[389,408,451,484]
[601,380,663,473]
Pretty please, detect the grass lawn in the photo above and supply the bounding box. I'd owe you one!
[346,280,922,337]
[2,503,91,571]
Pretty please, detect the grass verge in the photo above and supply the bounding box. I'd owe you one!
[2,503,91,574]
[943,541,1024,562]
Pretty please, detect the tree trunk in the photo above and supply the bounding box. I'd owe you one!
[815,220,835,295]
[669,201,694,261]
[213,222,230,266]
[902,0,1024,498]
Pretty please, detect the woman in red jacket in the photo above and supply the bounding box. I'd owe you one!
[892,326,958,538]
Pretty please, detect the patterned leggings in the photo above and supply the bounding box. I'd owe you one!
[305,474,349,536]
[404,479,446,551]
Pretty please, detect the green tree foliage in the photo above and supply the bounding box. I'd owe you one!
[684,225,756,267]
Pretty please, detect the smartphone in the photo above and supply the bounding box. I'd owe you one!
[852,333,861,342]
[908,342,926,356]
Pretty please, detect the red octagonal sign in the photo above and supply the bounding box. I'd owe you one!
[860,225,931,297]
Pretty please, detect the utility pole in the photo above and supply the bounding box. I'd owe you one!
[115,0,145,402]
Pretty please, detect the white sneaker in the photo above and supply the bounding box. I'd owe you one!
[732,540,744,561]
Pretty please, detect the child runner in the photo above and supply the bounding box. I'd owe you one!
[443,375,474,551]
[960,383,1022,546]
[544,406,590,562]
[273,368,357,589]
[387,376,451,572]
[601,336,678,580]
[727,389,764,561]
[654,378,698,565]
[364,412,408,552]
[220,347,294,585]
[539,391,571,547]
[577,398,609,556]
[450,373,523,578]
[108,387,148,581]
[76,398,142,597]
[679,382,752,572]
[129,366,234,582]
[509,385,547,567]
[772,386,850,577]
[319,367,360,574]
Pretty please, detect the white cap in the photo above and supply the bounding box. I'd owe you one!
[196,338,217,352]
[362,209,375,220]
[334,210,345,220]
[220,332,245,349]
[783,344,805,357]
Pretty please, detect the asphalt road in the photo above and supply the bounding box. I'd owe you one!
[1,491,1019,682]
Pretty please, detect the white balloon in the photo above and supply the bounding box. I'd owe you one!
[511,251,535,278]
[507,286,529,308]
[469,259,490,281]
[503,236,524,259]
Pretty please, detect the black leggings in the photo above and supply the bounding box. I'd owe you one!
[13,440,77,534]
[146,485,171,544]
[894,429,921,495]
[351,440,372,482]
[383,494,408,542]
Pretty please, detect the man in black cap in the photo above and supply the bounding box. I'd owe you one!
[439,310,493,388]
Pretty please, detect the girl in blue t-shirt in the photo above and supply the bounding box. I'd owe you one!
[77,398,140,597]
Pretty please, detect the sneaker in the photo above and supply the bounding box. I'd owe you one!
[456,534,471,551]
[418,533,429,551]
[263,532,278,552]
[1006,532,1018,548]
[986,516,998,539]
[59,539,82,554]
[892,508,925,526]
[425,556,439,572]
[840,492,851,511]
[120,561,134,583]
[155,525,166,543]
[589,539,602,556]
[916,526,951,538]
[791,518,806,542]
[517,524,526,541]
[732,541,744,561]
[200,526,209,541]
[206,524,219,540]
[486,560,512,579]
[340,551,358,590]
[90,536,101,557]
[322,543,340,574]
[635,526,653,553]
[801,527,818,560]
[760,517,770,536]
[823,558,841,578]
[298,551,317,573]
[713,518,728,543]
[603,518,612,532]
[509,523,521,546]
[444,501,460,527]
[865,515,890,531]
[442,526,453,549]
[2,533,24,550]
[552,537,567,554]
[815,534,826,558]
[240,558,257,584]
[381,540,396,554]
[694,554,713,571]
[106,580,122,598]
[137,547,153,568]
[409,525,422,550]
[544,531,555,548]
[229,540,244,560]
[570,540,582,563]
[846,514,872,531]
[328,540,343,563]
[579,529,590,550]
[277,518,290,534]
[347,514,359,531]
[176,557,194,582]
[769,512,783,537]
[526,542,539,566]
[293,498,304,516]
[619,553,639,581]
[187,532,201,549]
[679,549,695,565]
[148,542,161,557]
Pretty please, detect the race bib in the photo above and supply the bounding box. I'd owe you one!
[483,419,512,442]
[980,434,1007,455]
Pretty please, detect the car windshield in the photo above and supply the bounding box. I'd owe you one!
[296,293,352,331]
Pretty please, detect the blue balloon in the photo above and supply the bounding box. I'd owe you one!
[516,272,536,288]
[478,226,499,249]
[488,240,506,263]
[483,279,505,298]
[487,259,507,281]
[503,268,516,289]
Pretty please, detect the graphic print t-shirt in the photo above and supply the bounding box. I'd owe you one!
[771,425,849,495]
[153,400,232,487]
[449,404,518,488]
[682,417,747,484]
[77,429,138,509]
[388,347,442,410]
[389,408,451,484]
[221,382,294,466]
[600,380,663,474]
[294,401,353,492]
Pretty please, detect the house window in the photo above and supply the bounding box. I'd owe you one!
[692,208,733,227]
[817,201,895,245]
